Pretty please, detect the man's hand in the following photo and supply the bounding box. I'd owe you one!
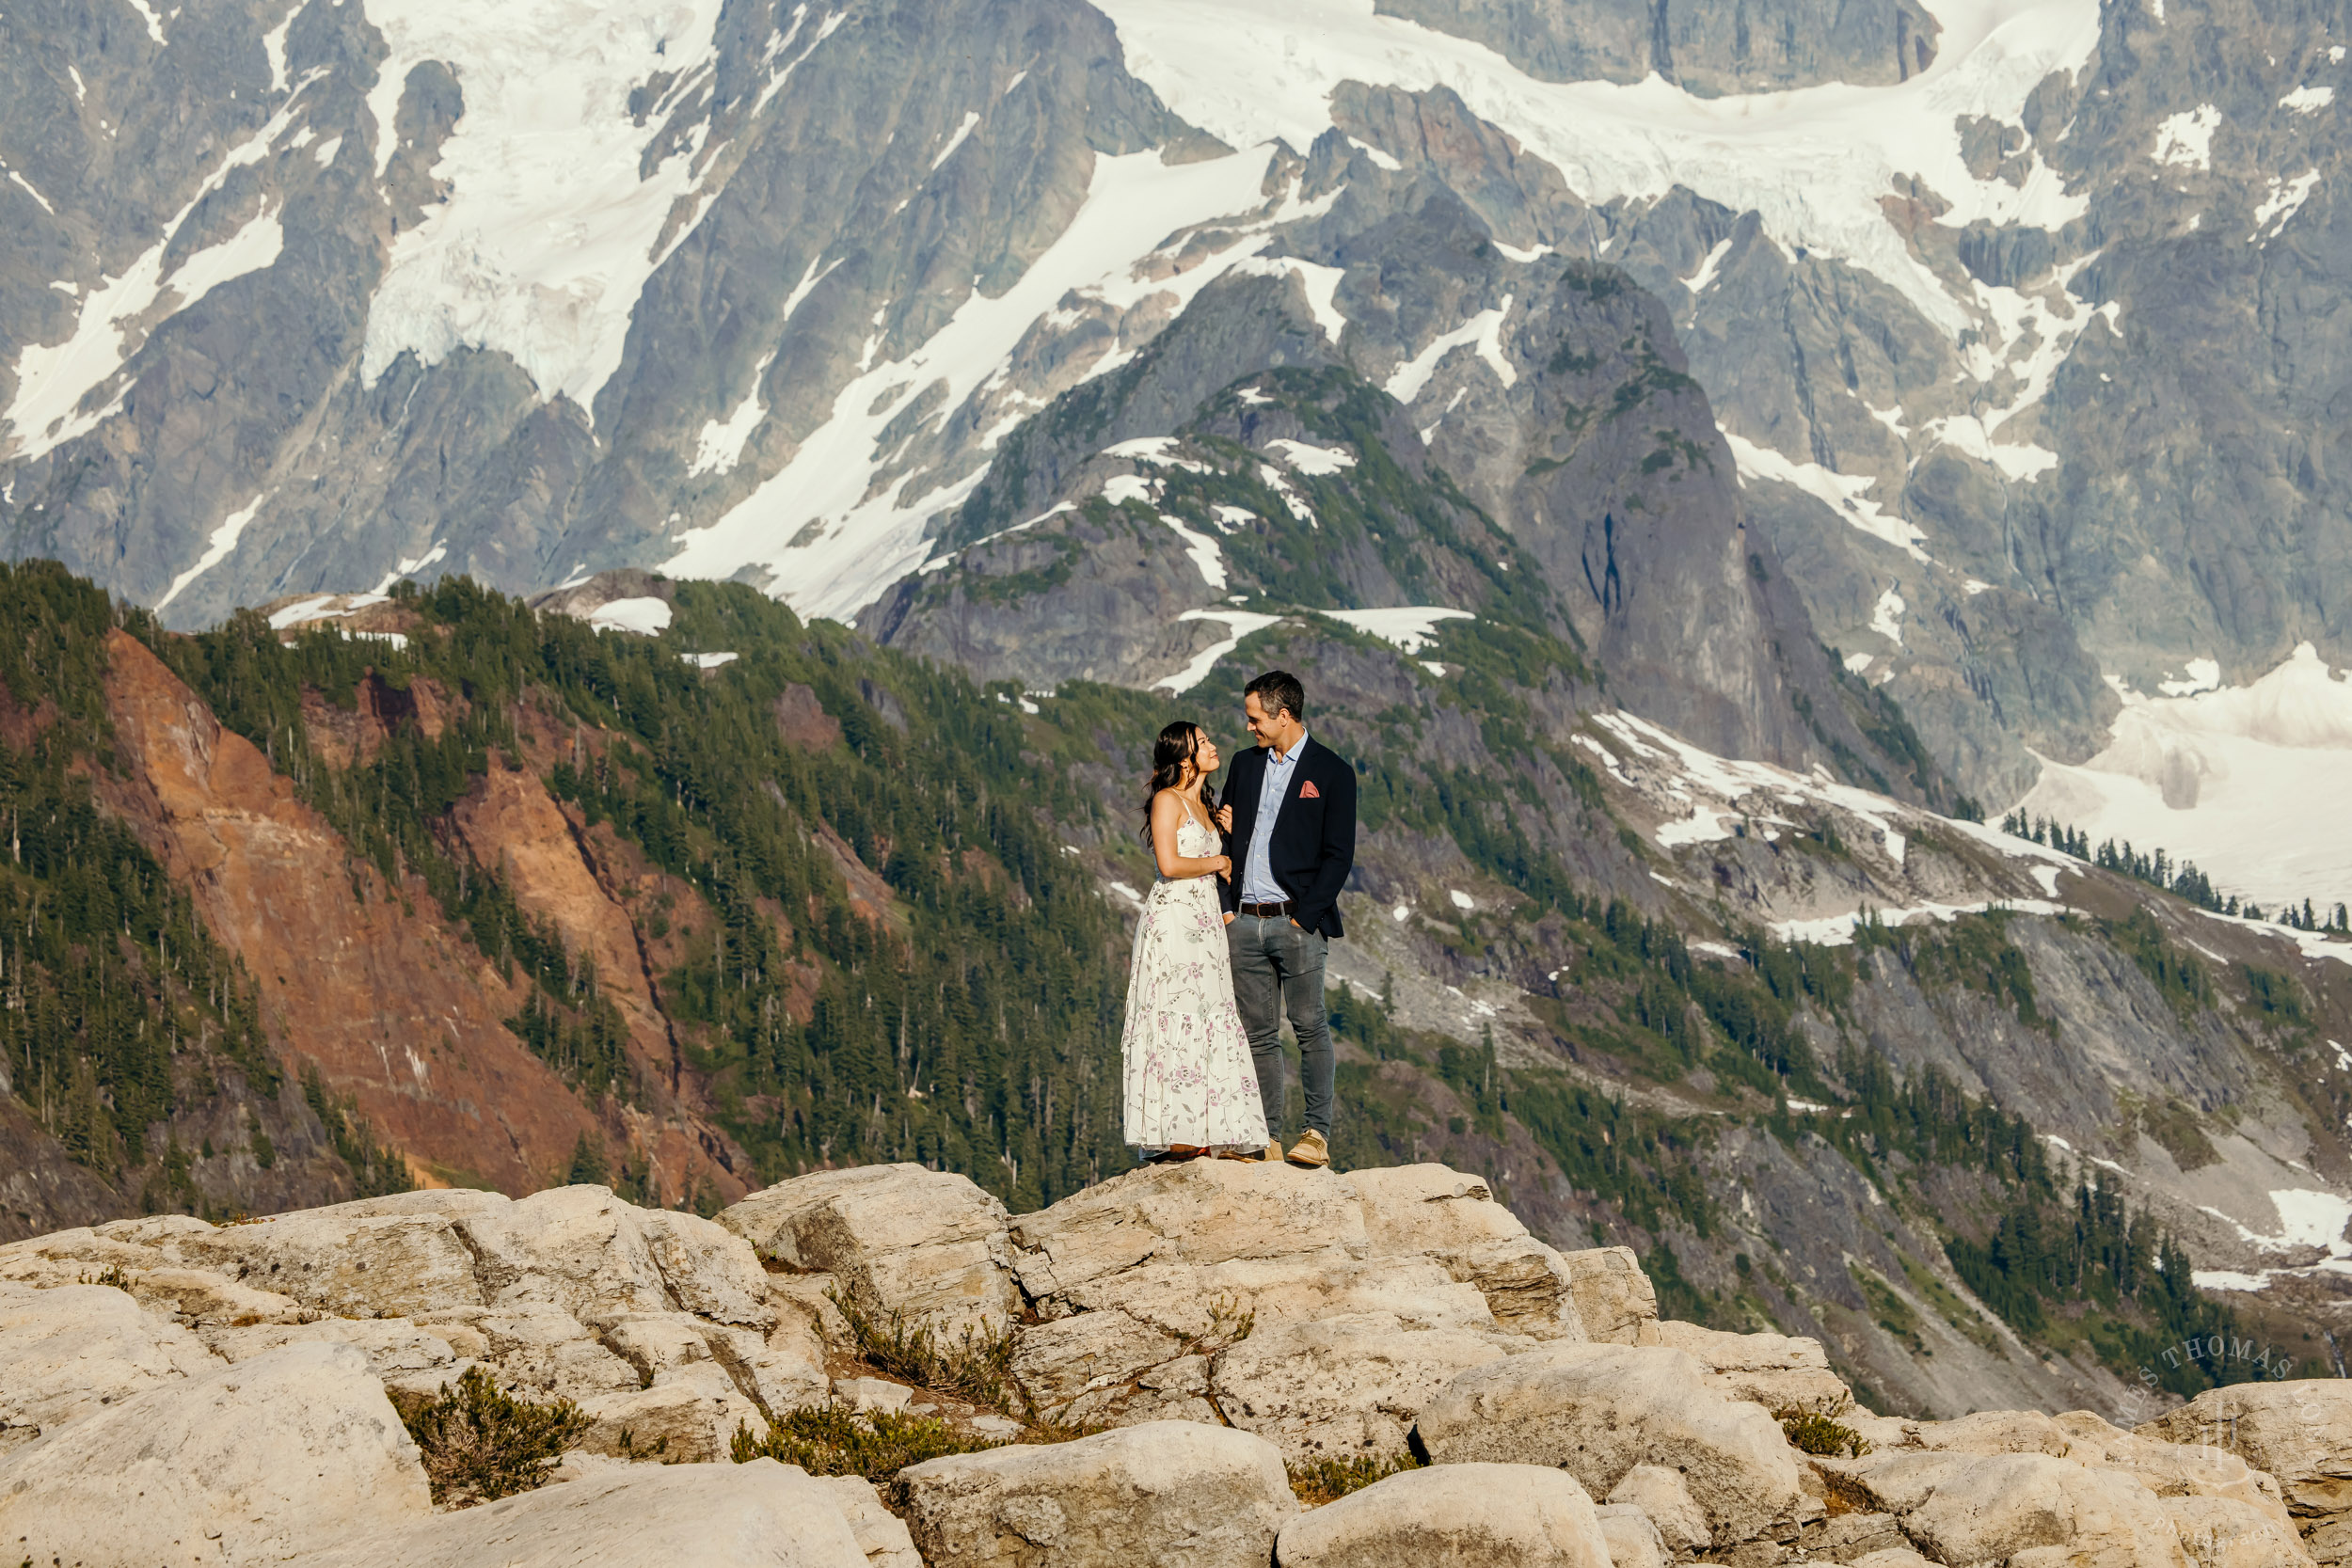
[1222,911,1236,926]
[1292,918,1306,929]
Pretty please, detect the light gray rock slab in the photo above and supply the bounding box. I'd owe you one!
[0,1340,429,1565]
[1276,1461,1613,1568]
[1414,1342,1810,1546]
[176,1205,489,1319]
[899,1419,1297,1568]
[281,1457,868,1567]
[723,1164,1020,1340]
[2139,1381,2352,1538]
[454,1184,680,1327]
[1605,1463,1710,1555]
[0,1281,221,1450]
[1210,1310,1521,1463]
[816,1473,924,1568]
[1657,1321,1850,1414]
[1594,1502,1669,1568]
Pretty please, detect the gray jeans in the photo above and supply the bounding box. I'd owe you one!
[1227,913,1333,1137]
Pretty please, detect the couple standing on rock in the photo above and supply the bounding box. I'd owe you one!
[1119,670,1358,1168]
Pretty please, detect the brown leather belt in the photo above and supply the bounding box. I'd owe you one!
[1237,900,1295,917]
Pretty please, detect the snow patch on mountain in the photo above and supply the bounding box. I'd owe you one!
[1722,431,1930,560]
[2018,643,2352,909]
[5,84,311,462]
[1094,0,2101,336]
[1319,606,1473,654]
[2152,104,2220,169]
[1154,609,1282,691]
[1383,295,1517,403]
[2252,171,2321,241]
[357,0,732,416]
[664,147,1281,620]
[155,496,268,611]
[1262,438,1357,475]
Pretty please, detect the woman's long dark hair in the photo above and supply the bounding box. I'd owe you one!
[1140,721,1216,844]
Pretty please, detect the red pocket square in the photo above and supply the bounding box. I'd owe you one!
[1299,780,1322,800]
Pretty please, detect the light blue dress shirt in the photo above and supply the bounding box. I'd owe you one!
[1239,733,1309,905]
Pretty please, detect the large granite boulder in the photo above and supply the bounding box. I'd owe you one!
[1346,1165,1590,1339]
[457,1184,763,1328]
[721,1164,1021,1339]
[1209,1311,1523,1463]
[2139,1381,2352,1563]
[1657,1321,1851,1411]
[0,1340,430,1564]
[174,1191,506,1319]
[282,1458,869,1568]
[1413,1342,1813,1546]
[899,1419,1297,1568]
[0,1281,221,1451]
[999,1161,1535,1425]
[1275,1461,1614,1567]
[2056,1410,2296,1525]
[1817,1449,2196,1568]
[1559,1246,1662,1346]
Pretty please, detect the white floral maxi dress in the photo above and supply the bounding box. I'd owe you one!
[1120,810,1270,1152]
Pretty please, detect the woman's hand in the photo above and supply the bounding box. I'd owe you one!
[1215,803,1234,832]
[1211,854,1233,880]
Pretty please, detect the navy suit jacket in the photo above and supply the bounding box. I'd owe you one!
[1217,736,1358,938]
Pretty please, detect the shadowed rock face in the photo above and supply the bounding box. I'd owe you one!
[1373,0,1940,96]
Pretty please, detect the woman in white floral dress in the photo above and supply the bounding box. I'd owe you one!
[1121,722,1270,1161]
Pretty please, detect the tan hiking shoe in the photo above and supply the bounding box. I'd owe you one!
[1263,1139,1284,1163]
[1286,1130,1330,1167]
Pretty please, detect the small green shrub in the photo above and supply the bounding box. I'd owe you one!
[391,1366,590,1507]
[1774,1397,1872,1458]
[830,1290,1013,1408]
[731,1406,1004,1480]
[1288,1450,1423,1507]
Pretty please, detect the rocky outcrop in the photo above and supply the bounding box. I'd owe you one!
[0,1340,432,1565]
[1658,1320,1852,1411]
[1815,1449,2198,1568]
[899,1422,1298,1568]
[1808,1406,2317,1568]
[1275,1462,1613,1568]
[1413,1342,1816,1547]
[2141,1383,2352,1563]
[283,1459,871,1568]
[1210,1312,1520,1463]
[995,1159,1615,1431]
[0,1182,826,1477]
[0,1163,2339,1568]
[0,1280,221,1451]
[721,1164,1021,1339]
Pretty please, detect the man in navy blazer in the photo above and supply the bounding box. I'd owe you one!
[1219,670,1357,1167]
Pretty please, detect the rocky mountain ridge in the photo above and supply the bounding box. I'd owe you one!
[2,1158,2345,1568]
[5,0,2349,899]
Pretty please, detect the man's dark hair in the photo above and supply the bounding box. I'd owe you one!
[1246,670,1306,722]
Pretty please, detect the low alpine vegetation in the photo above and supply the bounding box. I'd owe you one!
[390,1367,590,1508]
[731,1406,1004,1480]
[1774,1395,1872,1458]
[1288,1450,1425,1507]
